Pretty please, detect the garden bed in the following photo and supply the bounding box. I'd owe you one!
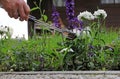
[0,0,120,75]
[0,25,120,71]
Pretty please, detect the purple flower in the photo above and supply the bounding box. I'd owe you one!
[51,4,61,28]
[88,52,95,57]
[65,0,83,29]
[71,17,83,30]
[65,0,75,20]
[88,45,94,50]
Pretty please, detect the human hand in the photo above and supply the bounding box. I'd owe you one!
[0,0,30,21]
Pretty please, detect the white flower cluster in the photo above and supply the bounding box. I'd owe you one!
[8,27,13,36]
[77,11,94,21]
[73,28,80,37]
[0,25,13,38]
[0,26,8,33]
[77,9,107,21]
[60,48,74,53]
[93,9,107,19]
[73,26,91,38]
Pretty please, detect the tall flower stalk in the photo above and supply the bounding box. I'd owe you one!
[65,0,75,20]
[65,0,75,29]
[51,3,61,28]
[65,0,82,30]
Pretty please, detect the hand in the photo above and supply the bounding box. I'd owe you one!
[0,0,30,21]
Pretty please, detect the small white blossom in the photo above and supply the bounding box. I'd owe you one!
[60,48,74,53]
[93,9,107,19]
[84,26,91,31]
[77,11,94,21]
[0,26,8,33]
[73,27,91,38]
[73,28,81,37]
[0,26,13,38]
[7,26,13,36]
[81,26,91,38]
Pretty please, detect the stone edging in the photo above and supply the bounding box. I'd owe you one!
[0,71,120,75]
[0,71,120,79]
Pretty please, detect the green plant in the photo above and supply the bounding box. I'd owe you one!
[0,1,120,71]
[57,9,120,70]
[30,0,48,22]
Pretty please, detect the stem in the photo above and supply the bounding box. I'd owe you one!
[34,1,43,18]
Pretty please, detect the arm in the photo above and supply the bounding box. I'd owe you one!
[0,0,30,21]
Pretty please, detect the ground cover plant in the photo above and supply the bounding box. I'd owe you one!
[0,0,120,71]
[0,24,119,71]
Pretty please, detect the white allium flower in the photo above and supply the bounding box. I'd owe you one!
[0,26,13,38]
[60,48,74,53]
[0,26,8,32]
[77,11,94,21]
[73,27,91,38]
[7,26,13,36]
[81,26,91,38]
[83,26,91,31]
[93,9,107,19]
[73,28,81,37]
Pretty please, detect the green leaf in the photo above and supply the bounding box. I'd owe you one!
[42,15,48,22]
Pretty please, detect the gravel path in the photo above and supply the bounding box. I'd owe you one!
[0,71,120,79]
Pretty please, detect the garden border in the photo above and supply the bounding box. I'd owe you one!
[0,71,120,75]
[0,71,120,79]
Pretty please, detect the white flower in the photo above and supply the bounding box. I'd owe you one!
[0,26,13,38]
[60,48,74,53]
[77,11,94,21]
[7,26,13,36]
[81,26,91,38]
[0,26,8,33]
[83,26,91,31]
[93,9,107,19]
[73,27,91,38]
[73,28,81,37]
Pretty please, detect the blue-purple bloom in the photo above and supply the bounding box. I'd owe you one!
[51,0,83,29]
[51,4,61,28]
[65,0,75,20]
[65,0,83,29]
[88,52,95,57]
[88,45,94,50]
[71,17,83,30]
[65,0,75,29]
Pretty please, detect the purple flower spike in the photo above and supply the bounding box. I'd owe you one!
[65,0,75,21]
[51,4,61,28]
[72,17,83,30]
[65,0,83,29]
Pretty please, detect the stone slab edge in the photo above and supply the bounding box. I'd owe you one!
[0,71,120,75]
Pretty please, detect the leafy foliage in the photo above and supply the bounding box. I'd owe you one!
[0,0,120,71]
[0,25,120,71]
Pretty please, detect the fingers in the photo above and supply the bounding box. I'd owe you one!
[2,0,19,19]
[2,0,30,21]
[7,7,19,19]
[18,2,30,21]
[7,9,13,18]
[18,4,25,21]
[24,4,30,20]
[13,9,19,19]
